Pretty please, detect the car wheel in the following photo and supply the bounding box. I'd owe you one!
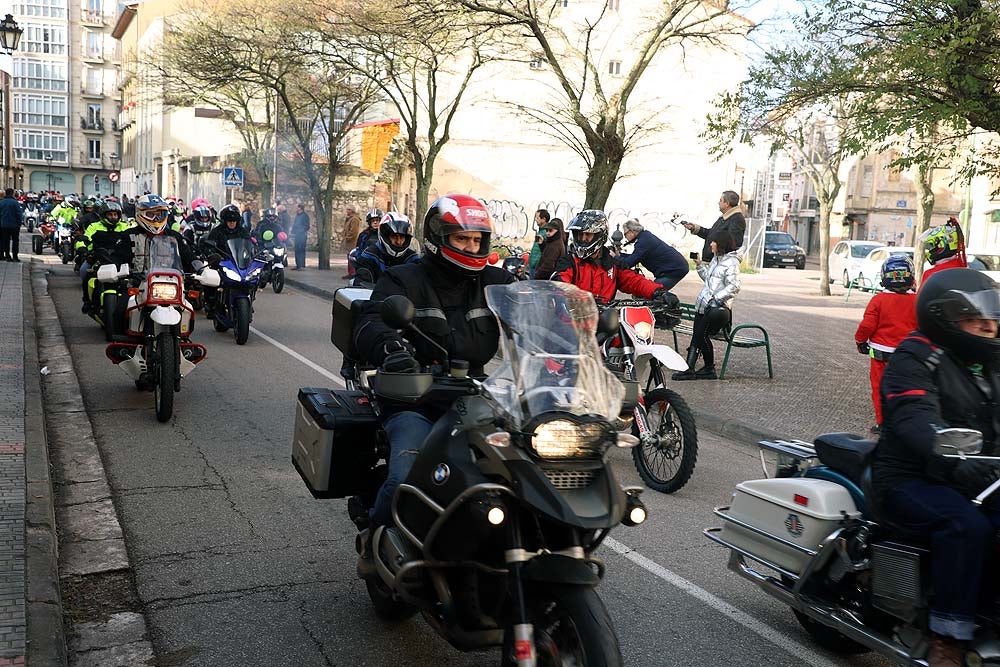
[796,258,805,270]
[842,270,851,288]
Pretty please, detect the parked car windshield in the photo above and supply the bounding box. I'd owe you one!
[852,243,882,258]
[766,233,795,246]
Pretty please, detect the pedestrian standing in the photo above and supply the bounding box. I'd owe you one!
[241,202,254,232]
[682,191,746,262]
[0,188,24,261]
[276,203,292,234]
[343,206,363,279]
[534,217,567,280]
[292,203,310,270]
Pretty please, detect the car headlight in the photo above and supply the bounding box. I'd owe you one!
[765,249,778,254]
[222,267,241,282]
[531,419,613,459]
[150,282,179,302]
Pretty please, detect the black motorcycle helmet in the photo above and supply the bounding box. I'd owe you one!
[917,268,1000,365]
[99,200,123,225]
[567,210,609,258]
[219,204,241,225]
[376,212,413,258]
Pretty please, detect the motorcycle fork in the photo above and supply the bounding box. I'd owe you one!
[505,514,537,667]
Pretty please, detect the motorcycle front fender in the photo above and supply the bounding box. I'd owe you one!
[521,554,600,586]
[636,343,688,372]
[151,305,181,326]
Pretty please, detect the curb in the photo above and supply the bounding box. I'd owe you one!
[23,264,67,667]
[282,275,339,301]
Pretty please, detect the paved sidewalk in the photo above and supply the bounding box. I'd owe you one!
[283,248,880,446]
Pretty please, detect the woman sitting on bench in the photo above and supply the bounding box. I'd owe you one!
[673,230,741,380]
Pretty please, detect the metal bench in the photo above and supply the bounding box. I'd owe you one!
[669,302,774,379]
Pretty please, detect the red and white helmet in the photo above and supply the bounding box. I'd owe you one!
[423,195,494,274]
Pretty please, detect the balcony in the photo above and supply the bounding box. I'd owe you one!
[80,117,105,133]
[80,85,104,98]
[82,47,104,63]
[81,9,106,26]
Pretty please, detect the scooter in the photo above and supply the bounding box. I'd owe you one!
[704,428,1000,665]
[599,298,698,493]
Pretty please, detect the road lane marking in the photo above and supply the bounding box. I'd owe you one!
[249,326,346,387]
[242,331,838,665]
[603,537,841,667]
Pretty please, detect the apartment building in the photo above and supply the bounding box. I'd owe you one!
[11,0,121,196]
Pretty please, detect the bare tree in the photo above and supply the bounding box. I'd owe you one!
[443,0,751,208]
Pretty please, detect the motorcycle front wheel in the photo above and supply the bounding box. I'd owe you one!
[32,236,42,254]
[271,270,284,294]
[153,332,176,423]
[501,585,622,667]
[102,293,117,342]
[632,387,698,494]
[234,298,250,345]
[60,243,70,264]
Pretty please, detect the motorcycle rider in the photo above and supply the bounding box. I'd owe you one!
[202,204,251,316]
[920,217,967,286]
[551,210,680,308]
[872,268,1000,666]
[351,195,515,567]
[352,211,418,286]
[77,200,132,313]
[355,208,383,252]
[251,208,284,246]
[183,205,215,243]
[118,194,197,273]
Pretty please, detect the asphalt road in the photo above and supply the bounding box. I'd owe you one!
[43,261,890,667]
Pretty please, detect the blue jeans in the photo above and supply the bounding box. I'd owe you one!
[655,270,688,291]
[882,478,1000,640]
[369,411,434,527]
[294,235,306,268]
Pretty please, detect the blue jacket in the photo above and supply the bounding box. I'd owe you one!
[0,197,23,229]
[617,229,688,279]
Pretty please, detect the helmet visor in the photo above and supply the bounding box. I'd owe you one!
[933,288,1000,322]
[140,208,169,224]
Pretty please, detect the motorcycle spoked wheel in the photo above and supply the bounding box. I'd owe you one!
[271,270,284,293]
[631,387,698,494]
[501,585,623,667]
[234,299,251,345]
[152,332,177,423]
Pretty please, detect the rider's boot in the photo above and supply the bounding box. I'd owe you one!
[672,347,698,381]
[926,634,963,667]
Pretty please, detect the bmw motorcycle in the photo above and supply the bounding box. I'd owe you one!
[293,281,648,666]
[599,298,698,494]
[704,429,1000,666]
[207,238,264,345]
[104,235,218,422]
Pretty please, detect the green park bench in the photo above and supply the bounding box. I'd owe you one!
[668,302,774,380]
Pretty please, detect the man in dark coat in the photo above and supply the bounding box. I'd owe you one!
[533,217,567,279]
[0,189,24,261]
[683,190,746,261]
[615,218,689,289]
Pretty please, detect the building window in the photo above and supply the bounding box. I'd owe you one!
[607,0,620,9]
[84,68,102,95]
[13,128,67,162]
[21,23,67,55]
[14,0,67,19]
[12,93,67,126]
[86,31,101,58]
[87,103,101,127]
[87,139,102,163]
[608,60,621,76]
[13,59,67,91]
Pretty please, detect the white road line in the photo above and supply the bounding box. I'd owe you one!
[603,537,841,667]
[245,328,838,665]
[249,326,346,387]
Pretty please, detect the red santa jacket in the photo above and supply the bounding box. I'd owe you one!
[552,248,660,302]
[855,291,918,351]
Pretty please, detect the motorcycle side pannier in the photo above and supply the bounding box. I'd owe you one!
[719,478,861,574]
[330,287,372,357]
[292,387,379,499]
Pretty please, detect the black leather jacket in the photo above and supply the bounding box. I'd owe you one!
[872,333,1000,495]
[205,223,251,256]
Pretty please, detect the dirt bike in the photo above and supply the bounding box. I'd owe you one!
[705,428,1000,665]
[294,281,648,666]
[598,298,699,494]
[104,236,218,422]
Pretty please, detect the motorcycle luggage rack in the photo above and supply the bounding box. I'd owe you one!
[757,439,818,461]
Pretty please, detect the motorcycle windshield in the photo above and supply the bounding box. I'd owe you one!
[149,235,183,271]
[483,281,625,429]
[227,238,254,270]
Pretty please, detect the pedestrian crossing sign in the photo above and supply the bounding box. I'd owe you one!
[223,167,244,188]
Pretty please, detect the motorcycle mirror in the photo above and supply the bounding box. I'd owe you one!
[380,295,416,330]
[487,251,500,265]
[933,427,984,456]
[598,309,619,336]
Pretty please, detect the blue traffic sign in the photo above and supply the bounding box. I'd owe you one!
[223,167,244,188]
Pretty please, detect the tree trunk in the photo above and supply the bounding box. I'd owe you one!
[583,155,622,210]
[818,202,832,296]
[912,162,935,286]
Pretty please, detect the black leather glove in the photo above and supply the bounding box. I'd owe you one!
[381,340,419,374]
[856,341,870,355]
[952,459,1000,498]
[651,289,680,310]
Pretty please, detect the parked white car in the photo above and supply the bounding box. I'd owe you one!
[828,240,885,287]
[852,246,915,290]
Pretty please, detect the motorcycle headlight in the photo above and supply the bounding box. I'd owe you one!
[247,267,262,278]
[222,267,241,282]
[274,247,285,256]
[150,282,179,302]
[530,419,613,459]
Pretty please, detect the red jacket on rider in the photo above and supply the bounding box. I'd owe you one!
[552,247,661,302]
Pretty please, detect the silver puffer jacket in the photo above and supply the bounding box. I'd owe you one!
[694,251,741,313]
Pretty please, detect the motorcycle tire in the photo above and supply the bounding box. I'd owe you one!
[364,576,417,622]
[26,221,33,233]
[135,379,150,391]
[631,387,698,494]
[234,299,250,345]
[192,295,204,311]
[271,270,284,294]
[213,316,228,332]
[102,293,118,342]
[501,584,622,667]
[153,332,176,423]
[32,236,42,255]
[60,244,70,264]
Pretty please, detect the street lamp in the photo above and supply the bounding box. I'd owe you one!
[109,152,119,197]
[0,15,23,55]
[45,153,52,192]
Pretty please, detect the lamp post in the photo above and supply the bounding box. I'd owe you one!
[0,15,22,191]
[0,15,23,55]
[45,153,52,192]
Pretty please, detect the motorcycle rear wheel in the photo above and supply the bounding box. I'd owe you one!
[501,584,622,667]
[32,236,42,255]
[632,387,698,494]
[271,270,284,293]
[234,299,250,345]
[364,576,417,621]
[153,332,176,423]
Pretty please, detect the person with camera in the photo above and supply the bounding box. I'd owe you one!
[351,195,515,556]
[681,191,746,262]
